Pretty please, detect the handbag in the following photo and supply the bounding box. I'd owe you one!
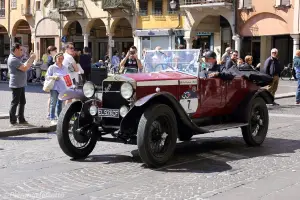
[43,78,55,92]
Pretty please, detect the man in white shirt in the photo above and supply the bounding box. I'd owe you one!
[62,42,79,85]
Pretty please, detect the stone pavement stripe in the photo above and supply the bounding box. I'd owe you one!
[269,113,300,118]
[0,125,56,137]
[0,113,8,119]
[275,92,295,99]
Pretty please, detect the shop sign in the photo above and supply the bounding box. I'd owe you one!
[196,32,212,36]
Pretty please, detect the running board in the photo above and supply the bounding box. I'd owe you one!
[200,123,248,133]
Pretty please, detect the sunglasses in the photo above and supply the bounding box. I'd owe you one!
[68,47,74,50]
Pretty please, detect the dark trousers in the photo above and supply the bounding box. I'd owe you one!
[9,87,26,124]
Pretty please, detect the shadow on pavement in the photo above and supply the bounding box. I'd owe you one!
[0,136,51,141]
[75,136,300,173]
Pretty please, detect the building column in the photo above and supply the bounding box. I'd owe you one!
[83,33,89,48]
[184,37,192,49]
[232,34,241,54]
[291,34,300,56]
[108,33,114,60]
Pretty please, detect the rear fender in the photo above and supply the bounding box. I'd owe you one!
[233,88,273,122]
[120,92,209,136]
[59,89,87,101]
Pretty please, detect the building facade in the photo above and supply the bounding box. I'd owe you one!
[0,0,34,62]
[181,0,239,61]
[238,0,300,67]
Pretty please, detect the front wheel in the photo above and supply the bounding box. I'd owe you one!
[57,102,98,159]
[137,104,178,168]
[241,97,269,146]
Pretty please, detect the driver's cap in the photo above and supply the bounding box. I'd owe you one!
[204,51,217,59]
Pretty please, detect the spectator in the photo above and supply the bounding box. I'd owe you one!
[225,50,238,70]
[79,47,92,82]
[237,58,244,66]
[8,43,36,126]
[45,46,57,119]
[120,46,143,73]
[46,52,69,125]
[263,48,282,105]
[293,50,300,104]
[111,51,120,73]
[221,47,231,64]
[62,42,79,85]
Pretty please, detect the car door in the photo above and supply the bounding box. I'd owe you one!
[197,77,225,117]
[223,77,245,113]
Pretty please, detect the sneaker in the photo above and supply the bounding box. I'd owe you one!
[272,102,280,106]
[296,102,300,105]
[50,120,57,126]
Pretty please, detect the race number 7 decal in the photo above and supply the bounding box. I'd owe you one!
[187,100,191,109]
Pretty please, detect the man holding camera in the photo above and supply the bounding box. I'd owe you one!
[119,46,143,73]
[8,43,36,126]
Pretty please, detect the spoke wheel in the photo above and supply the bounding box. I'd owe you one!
[137,104,177,168]
[242,97,269,146]
[57,102,98,159]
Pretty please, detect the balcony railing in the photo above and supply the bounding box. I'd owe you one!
[58,0,83,12]
[181,0,233,8]
[102,0,134,13]
[0,8,5,17]
[21,4,32,16]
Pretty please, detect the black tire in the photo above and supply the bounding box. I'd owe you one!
[57,102,97,159]
[137,104,178,168]
[241,97,269,146]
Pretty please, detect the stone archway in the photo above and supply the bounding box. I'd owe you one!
[62,21,83,51]
[86,19,107,61]
[189,14,234,59]
[110,18,133,54]
[11,19,32,56]
[0,25,9,61]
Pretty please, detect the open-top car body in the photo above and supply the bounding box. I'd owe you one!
[57,49,273,167]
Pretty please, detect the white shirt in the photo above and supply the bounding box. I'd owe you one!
[63,53,79,82]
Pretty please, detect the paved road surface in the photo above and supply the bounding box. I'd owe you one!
[0,97,300,199]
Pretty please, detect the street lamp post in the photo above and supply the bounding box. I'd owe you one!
[170,0,181,29]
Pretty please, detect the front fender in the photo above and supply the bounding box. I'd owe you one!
[255,88,274,104]
[120,92,209,135]
[59,89,87,101]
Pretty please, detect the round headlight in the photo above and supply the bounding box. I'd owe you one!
[89,105,98,116]
[83,82,95,98]
[120,106,129,117]
[121,82,134,99]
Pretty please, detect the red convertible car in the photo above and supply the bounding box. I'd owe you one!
[57,49,273,168]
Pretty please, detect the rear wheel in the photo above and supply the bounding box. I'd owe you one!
[241,97,269,146]
[137,104,178,168]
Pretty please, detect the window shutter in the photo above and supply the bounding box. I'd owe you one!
[238,0,244,9]
[243,0,252,8]
[281,0,290,5]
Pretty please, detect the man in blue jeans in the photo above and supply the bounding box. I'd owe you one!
[8,43,36,126]
[294,50,300,104]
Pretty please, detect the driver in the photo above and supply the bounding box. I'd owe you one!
[119,46,143,73]
[202,51,235,80]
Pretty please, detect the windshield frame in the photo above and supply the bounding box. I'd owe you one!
[142,49,201,77]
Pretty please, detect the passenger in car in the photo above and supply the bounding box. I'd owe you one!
[201,51,235,80]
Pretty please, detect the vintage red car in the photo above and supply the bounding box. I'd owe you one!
[56,49,273,168]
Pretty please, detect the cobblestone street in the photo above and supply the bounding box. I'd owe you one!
[0,95,299,199]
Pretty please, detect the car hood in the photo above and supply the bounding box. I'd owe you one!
[123,71,196,82]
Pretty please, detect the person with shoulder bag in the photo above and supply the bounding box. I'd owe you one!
[45,52,69,125]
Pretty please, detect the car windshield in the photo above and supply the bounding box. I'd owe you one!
[143,49,201,76]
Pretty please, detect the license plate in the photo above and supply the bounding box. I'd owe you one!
[98,108,119,118]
